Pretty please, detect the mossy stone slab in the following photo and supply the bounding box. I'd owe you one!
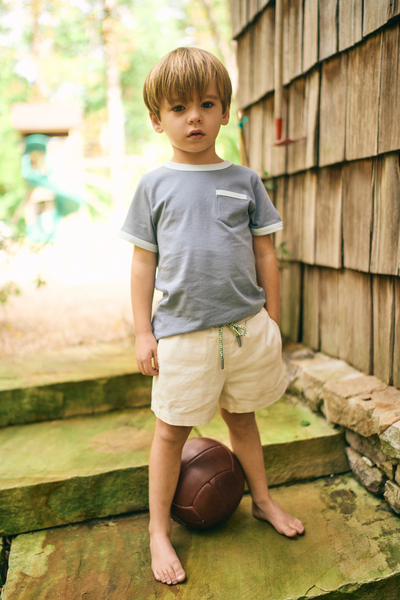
[0,343,151,427]
[0,536,5,587]
[196,396,349,485]
[0,399,349,536]
[0,408,155,536]
[3,475,400,600]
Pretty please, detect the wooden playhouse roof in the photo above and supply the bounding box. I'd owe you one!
[11,102,83,136]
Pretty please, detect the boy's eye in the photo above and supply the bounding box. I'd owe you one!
[201,101,214,108]
[172,105,185,112]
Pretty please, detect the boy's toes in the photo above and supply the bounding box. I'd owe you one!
[175,566,186,583]
[167,567,177,585]
[283,524,298,537]
[294,519,305,534]
[160,570,171,585]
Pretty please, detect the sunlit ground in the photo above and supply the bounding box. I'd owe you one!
[0,141,170,356]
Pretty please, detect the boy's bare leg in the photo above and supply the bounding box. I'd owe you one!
[220,408,304,537]
[149,418,192,585]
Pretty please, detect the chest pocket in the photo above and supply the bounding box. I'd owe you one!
[216,189,248,228]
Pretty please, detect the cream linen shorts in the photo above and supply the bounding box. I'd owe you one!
[151,308,287,426]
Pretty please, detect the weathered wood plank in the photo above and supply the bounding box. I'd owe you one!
[319,0,338,61]
[393,278,400,388]
[259,5,275,96]
[372,276,395,385]
[262,93,287,177]
[231,0,242,38]
[272,175,286,251]
[301,169,317,264]
[283,0,303,84]
[378,24,400,154]
[363,0,389,36]
[240,0,248,30]
[388,0,400,20]
[315,166,342,269]
[241,108,251,167]
[346,33,382,160]
[303,0,318,71]
[342,159,373,273]
[252,15,263,102]
[248,24,257,102]
[319,53,347,167]
[304,69,320,168]
[287,77,306,173]
[259,0,273,11]
[320,267,339,357]
[248,101,264,177]
[287,69,319,173]
[280,261,302,341]
[370,154,400,275]
[302,265,320,350]
[284,173,304,261]
[237,31,251,108]
[337,269,372,374]
[248,0,259,22]
[338,0,362,51]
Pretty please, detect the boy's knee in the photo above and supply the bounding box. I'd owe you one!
[220,408,256,431]
[155,419,192,446]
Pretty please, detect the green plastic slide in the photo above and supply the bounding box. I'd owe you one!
[21,134,86,241]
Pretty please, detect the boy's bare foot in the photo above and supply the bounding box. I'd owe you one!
[252,497,305,537]
[150,532,186,585]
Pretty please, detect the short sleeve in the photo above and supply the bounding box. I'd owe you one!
[248,175,283,236]
[118,178,158,252]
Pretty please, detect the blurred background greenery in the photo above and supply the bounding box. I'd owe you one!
[0,0,239,227]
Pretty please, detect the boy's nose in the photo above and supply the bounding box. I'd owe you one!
[187,109,202,123]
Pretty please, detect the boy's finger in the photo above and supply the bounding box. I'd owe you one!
[139,358,154,376]
[153,346,159,372]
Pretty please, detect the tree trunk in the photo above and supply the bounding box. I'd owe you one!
[31,0,47,100]
[102,0,126,214]
[196,0,238,93]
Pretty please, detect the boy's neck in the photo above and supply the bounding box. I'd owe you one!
[169,146,224,165]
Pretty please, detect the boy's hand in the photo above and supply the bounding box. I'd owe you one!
[135,332,159,376]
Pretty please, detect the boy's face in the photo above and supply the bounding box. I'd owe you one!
[149,83,230,164]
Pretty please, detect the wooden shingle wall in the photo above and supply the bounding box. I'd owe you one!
[232,0,400,386]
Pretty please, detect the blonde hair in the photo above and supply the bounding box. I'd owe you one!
[143,47,232,119]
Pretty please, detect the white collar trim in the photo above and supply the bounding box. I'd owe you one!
[163,160,232,171]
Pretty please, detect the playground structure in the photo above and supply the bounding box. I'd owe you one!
[11,102,88,242]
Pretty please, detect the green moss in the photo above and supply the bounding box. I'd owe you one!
[3,475,400,599]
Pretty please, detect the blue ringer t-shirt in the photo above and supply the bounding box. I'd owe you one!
[119,160,283,340]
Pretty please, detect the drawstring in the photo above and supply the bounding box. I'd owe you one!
[218,322,247,369]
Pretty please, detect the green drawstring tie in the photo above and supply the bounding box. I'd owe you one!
[218,322,247,370]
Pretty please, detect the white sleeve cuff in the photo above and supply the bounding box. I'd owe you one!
[250,222,283,236]
[118,230,158,252]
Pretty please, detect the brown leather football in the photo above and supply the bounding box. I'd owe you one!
[171,437,245,530]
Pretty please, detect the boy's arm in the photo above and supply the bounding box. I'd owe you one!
[131,246,159,376]
[253,234,280,325]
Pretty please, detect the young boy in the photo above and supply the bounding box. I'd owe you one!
[119,47,304,586]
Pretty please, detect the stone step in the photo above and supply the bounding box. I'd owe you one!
[0,343,151,427]
[0,396,348,536]
[3,474,400,599]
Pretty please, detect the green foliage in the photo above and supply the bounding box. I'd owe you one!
[0,281,21,305]
[0,50,29,221]
[216,110,241,163]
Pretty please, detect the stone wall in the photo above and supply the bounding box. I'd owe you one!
[284,345,400,515]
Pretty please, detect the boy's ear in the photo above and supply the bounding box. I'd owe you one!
[149,112,163,134]
[222,104,230,126]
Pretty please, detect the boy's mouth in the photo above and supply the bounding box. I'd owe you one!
[188,130,205,139]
